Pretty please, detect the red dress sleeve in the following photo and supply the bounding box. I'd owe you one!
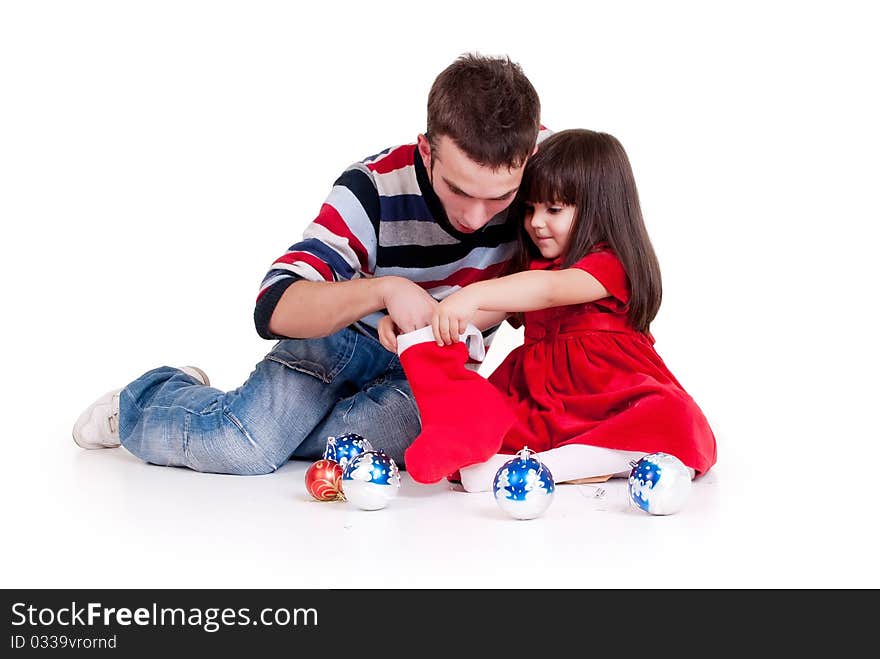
[570,249,630,305]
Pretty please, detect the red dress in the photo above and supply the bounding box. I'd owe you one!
[488,249,717,474]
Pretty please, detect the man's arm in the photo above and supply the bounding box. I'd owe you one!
[268,279,385,338]
[268,276,439,339]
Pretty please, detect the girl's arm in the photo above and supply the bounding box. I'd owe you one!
[472,309,511,332]
[433,269,608,345]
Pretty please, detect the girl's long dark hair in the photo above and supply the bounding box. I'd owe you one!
[509,129,662,332]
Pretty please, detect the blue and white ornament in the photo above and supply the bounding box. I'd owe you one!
[323,433,373,471]
[341,450,400,511]
[628,452,693,515]
[492,447,555,520]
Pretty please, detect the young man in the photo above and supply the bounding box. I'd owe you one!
[72,54,545,475]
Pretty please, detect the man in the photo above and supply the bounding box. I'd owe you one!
[72,53,545,475]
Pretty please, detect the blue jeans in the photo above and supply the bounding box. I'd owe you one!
[118,328,421,475]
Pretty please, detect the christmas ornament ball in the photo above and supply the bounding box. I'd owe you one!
[628,452,693,515]
[304,459,344,501]
[493,447,555,520]
[323,433,373,471]
[341,450,400,511]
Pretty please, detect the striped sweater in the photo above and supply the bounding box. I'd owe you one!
[255,136,548,342]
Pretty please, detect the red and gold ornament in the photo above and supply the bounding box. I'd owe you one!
[305,459,344,501]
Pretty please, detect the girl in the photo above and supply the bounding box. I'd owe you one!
[381,129,716,491]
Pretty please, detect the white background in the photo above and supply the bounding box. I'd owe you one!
[1,1,878,588]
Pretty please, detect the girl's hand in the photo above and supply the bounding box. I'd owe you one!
[378,315,401,353]
[432,290,480,346]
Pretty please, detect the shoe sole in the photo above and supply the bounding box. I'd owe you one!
[72,423,120,450]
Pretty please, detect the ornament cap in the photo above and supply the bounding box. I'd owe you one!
[514,446,550,479]
[515,446,535,461]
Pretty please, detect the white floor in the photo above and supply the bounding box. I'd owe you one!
[4,399,876,589]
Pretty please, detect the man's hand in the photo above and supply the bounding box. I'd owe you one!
[432,289,480,346]
[377,316,401,353]
[381,276,438,333]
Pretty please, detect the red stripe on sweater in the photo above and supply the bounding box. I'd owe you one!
[419,260,510,290]
[366,144,416,174]
[314,203,370,274]
[274,251,334,282]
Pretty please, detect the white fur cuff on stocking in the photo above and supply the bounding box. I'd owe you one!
[396,324,486,362]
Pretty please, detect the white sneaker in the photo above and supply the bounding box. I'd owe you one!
[72,366,210,450]
[179,366,210,386]
[72,389,122,449]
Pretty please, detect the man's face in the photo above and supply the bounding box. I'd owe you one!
[418,134,526,233]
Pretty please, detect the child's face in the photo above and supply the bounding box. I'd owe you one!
[524,202,576,260]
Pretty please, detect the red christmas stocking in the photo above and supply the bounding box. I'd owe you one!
[398,326,515,484]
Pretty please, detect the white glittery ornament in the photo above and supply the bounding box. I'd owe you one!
[341,450,400,511]
[628,452,692,515]
[492,447,555,520]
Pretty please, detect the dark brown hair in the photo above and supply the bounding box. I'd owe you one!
[511,129,662,332]
[427,53,541,169]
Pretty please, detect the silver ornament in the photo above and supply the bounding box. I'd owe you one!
[493,447,555,520]
[341,450,400,511]
[628,452,692,515]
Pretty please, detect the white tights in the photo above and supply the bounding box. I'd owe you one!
[460,444,656,493]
